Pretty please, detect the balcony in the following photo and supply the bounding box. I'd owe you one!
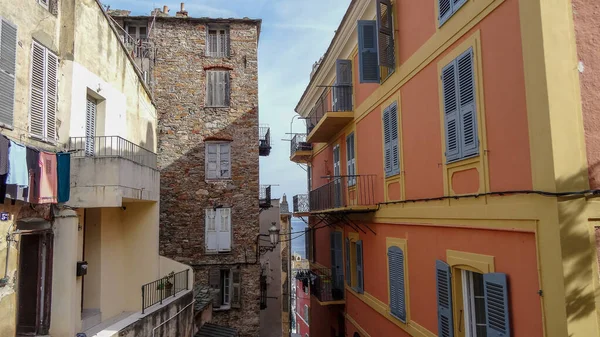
[290,134,312,163]
[309,175,377,213]
[293,194,310,216]
[310,267,344,305]
[67,136,159,208]
[306,85,353,143]
[259,125,272,156]
[260,185,272,209]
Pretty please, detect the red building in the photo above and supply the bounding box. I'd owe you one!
[295,277,310,336]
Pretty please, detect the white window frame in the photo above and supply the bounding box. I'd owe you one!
[29,41,57,143]
[461,270,487,337]
[206,26,230,57]
[205,207,232,253]
[205,141,231,180]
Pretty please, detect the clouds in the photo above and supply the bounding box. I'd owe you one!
[103,0,351,198]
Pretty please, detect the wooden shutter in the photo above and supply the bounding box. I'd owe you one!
[346,133,356,185]
[218,208,231,252]
[0,19,17,128]
[330,231,344,290]
[484,273,510,337]
[382,106,392,176]
[345,237,351,285]
[205,209,218,252]
[336,59,352,85]
[46,51,57,142]
[305,228,311,261]
[219,143,231,178]
[356,240,364,293]
[389,102,400,175]
[457,48,478,158]
[206,143,219,179]
[209,269,222,307]
[231,268,241,308]
[30,42,45,139]
[85,97,96,156]
[376,0,395,69]
[442,60,460,162]
[357,20,379,83]
[388,246,406,322]
[436,260,454,337]
[222,71,230,107]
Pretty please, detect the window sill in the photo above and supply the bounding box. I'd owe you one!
[445,154,480,169]
[213,305,231,311]
[204,251,232,255]
[385,172,401,180]
[205,178,233,183]
[204,105,231,109]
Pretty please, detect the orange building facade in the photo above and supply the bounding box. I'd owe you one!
[289,0,600,337]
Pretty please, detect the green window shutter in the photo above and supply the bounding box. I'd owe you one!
[389,102,400,175]
[357,20,379,83]
[484,273,511,337]
[0,19,17,128]
[345,237,351,285]
[383,106,392,176]
[231,268,241,308]
[457,48,478,158]
[436,260,454,337]
[376,0,395,69]
[388,246,406,322]
[442,60,460,163]
[356,240,364,293]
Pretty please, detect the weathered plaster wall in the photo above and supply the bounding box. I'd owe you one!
[0,205,22,337]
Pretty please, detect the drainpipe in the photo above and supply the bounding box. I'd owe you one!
[151,299,195,337]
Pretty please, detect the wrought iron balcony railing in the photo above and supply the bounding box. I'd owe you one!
[310,267,344,303]
[293,194,309,214]
[68,136,157,169]
[141,269,189,314]
[306,85,353,135]
[259,125,271,156]
[259,185,272,209]
[290,134,312,157]
[309,175,376,212]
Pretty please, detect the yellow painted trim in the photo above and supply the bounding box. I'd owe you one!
[446,250,495,274]
[348,232,359,242]
[310,261,328,270]
[346,286,436,337]
[290,150,312,164]
[587,220,600,329]
[307,111,355,143]
[348,231,359,288]
[311,205,378,214]
[312,294,345,306]
[345,313,372,337]
[385,238,411,323]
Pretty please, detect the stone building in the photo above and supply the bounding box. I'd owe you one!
[110,5,268,336]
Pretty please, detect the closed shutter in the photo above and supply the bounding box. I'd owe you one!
[206,71,214,106]
[205,209,218,252]
[30,42,45,139]
[218,208,231,252]
[219,143,231,178]
[346,133,356,186]
[356,240,363,293]
[345,237,351,285]
[376,0,395,69]
[231,268,241,308]
[46,51,57,142]
[85,97,96,156]
[389,102,400,175]
[484,273,510,337]
[357,20,379,83]
[436,260,454,337]
[0,19,17,128]
[330,231,344,290]
[457,48,478,158]
[439,0,452,25]
[222,71,230,107]
[442,60,460,162]
[305,228,310,261]
[209,269,222,307]
[336,59,352,85]
[388,246,406,322]
[206,143,219,179]
[383,106,392,176]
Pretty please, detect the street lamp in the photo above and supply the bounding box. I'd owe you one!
[257,222,281,259]
[269,222,280,246]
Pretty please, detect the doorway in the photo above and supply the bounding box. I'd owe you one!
[16,232,53,335]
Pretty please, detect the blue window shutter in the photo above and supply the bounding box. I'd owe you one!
[357,20,379,83]
[336,59,353,86]
[389,102,400,175]
[438,0,452,26]
[383,106,392,176]
[442,60,460,163]
[388,246,406,322]
[457,48,478,158]
[436,260,454,337]
[484,273,511,337]
[356,240,364,293]
[345,237,351,285]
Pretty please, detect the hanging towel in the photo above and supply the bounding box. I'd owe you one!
[6,141,28,187]
[26,147,40,202]
[38,151,57,204]
[56,152,70,203]
[0,136,9,175]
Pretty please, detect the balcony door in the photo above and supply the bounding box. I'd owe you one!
[333,145,342,208]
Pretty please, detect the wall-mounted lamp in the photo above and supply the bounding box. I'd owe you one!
[257,222,280,258]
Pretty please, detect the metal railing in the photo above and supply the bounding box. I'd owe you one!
[68,136,157,169]
[122,37,152,58]
[260,185,272,208]
[259,126,271,156]
[310,267,344,302]
[290,134,312,158]
[206,33,230,57]
[306,85,353,134]
[141,269,189,314]
[309,175,376,212]
[293,194,309,213]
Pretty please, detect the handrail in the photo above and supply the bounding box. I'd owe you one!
[293,194,309,213]
[306,85,353,134]
[309,174,376,212]
[141,269,189,314]
[310,267,344,302]
[68,136,157,169]
[290,134,312,157]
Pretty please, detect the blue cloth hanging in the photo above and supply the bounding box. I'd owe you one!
[57,152,70,203]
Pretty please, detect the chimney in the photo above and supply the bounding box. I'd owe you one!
[163,5,169,14]
[176,2,189,18]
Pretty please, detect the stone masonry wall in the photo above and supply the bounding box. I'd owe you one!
[151,18,260,337]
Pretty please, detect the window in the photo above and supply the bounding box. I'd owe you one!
[209,268,241,309]
[376,0,395,78]
[205,142,231,179]
[305,227,314,262]
[383,102,400,177]
[442,48,478,163]
[29,41,57,143]
[388,246,406,322]
[205,208,231,252]
[346,133,356,186]
[304,304,309,324]
[462,270,486,337]
[0,18,17,128]
[439,0,467,26]
[207,26,230,57]
[330,231,345,292]
[206,70,230,107]
[345,235,363,293]
[357,20,379,83]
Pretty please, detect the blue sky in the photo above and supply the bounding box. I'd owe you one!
[102,0,351,200]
